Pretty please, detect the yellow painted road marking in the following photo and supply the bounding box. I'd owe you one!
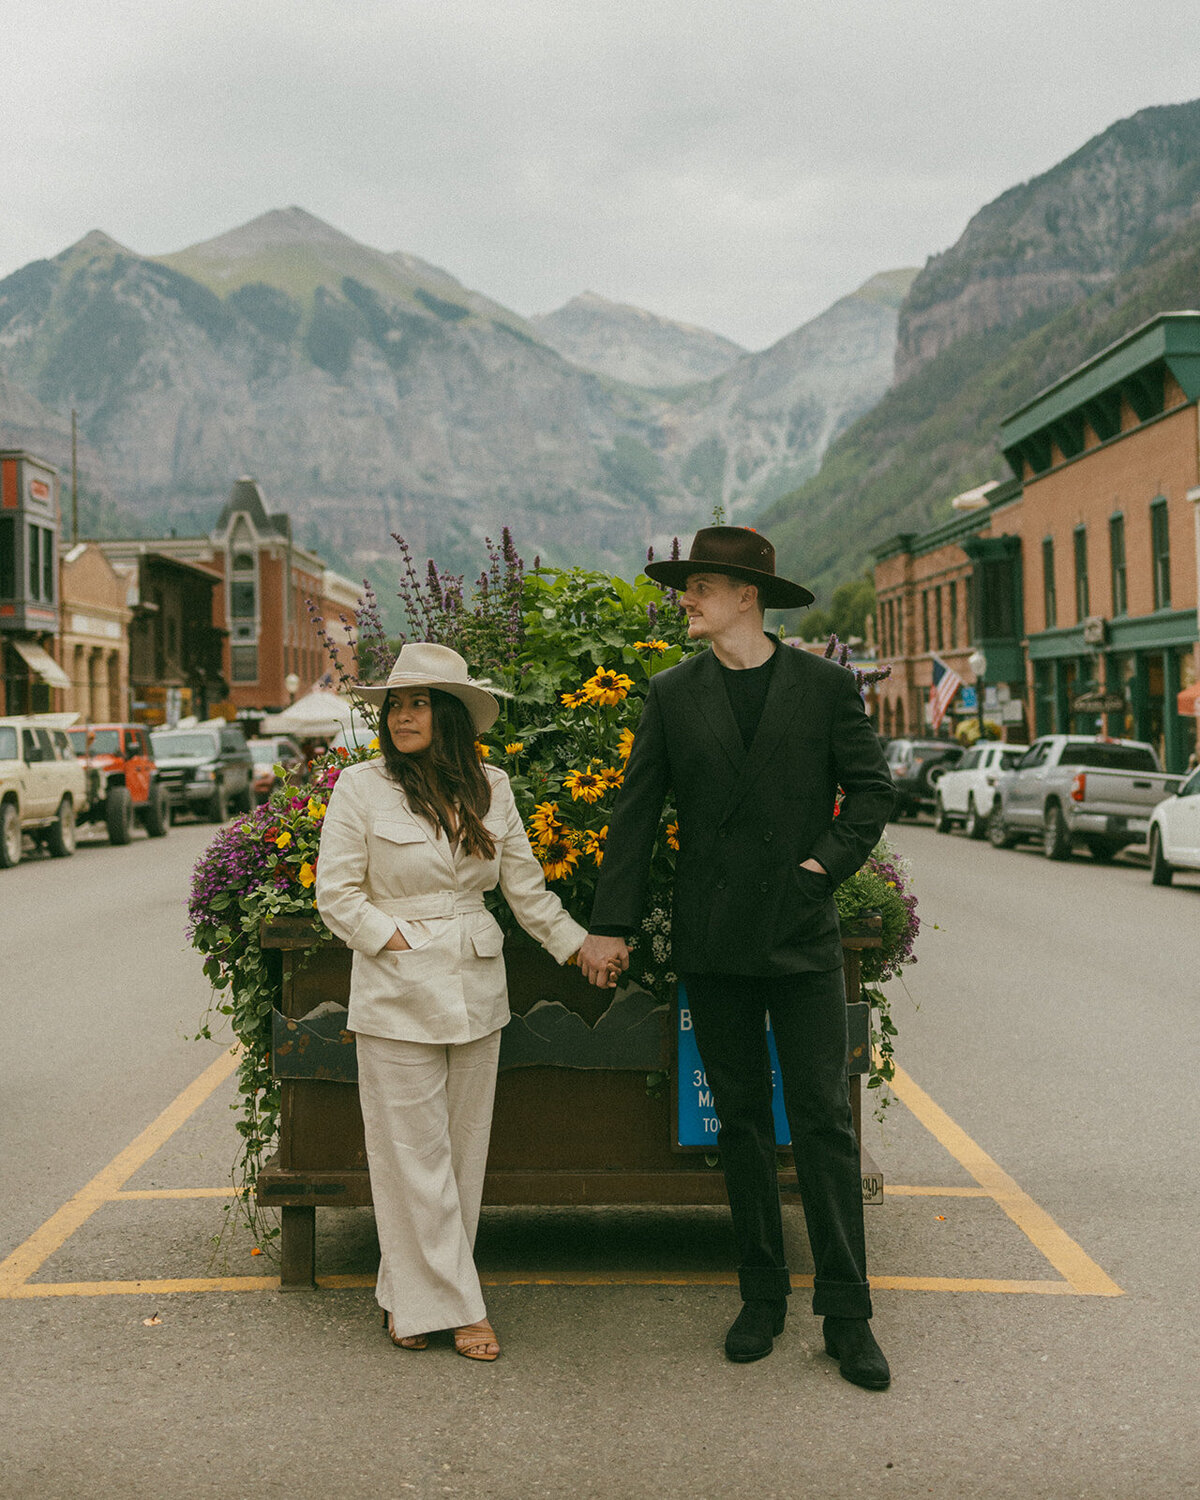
[888,1063,1123,1297]
[0,1046,241,1298]
[111,1188,237,1201]
[1,1045,1122,1300]
[4,1272,1073,1297]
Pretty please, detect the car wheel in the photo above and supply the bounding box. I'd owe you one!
[965,796,986,841]
[934,793,951,833]
[47,797,77,857]
[1042,801,1072,860]
[106,785,135,845]
[1149,826,1174,887]
[988,805,1017,849]
[209,783,229,823]
[142,782,169,838]
[0,801,22,868]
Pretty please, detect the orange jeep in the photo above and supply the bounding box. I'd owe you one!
[67,723,169,844]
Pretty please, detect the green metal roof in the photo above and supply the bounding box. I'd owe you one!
[1000,312,1200,474]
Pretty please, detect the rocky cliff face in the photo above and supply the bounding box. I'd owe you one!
[0,209,909,586]
[895,100,1200,381]
[530,291,746,387]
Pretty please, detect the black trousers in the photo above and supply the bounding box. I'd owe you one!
[683,967,872,1320]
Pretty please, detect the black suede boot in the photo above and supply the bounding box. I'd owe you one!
[822,1316,890,1389]
[724,1299,787,1363]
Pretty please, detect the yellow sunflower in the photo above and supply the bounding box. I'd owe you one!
[504,741,524,755]
[475,740,490,758]
[583,668,634,706]
[600,765,623,789]
[633,639,669,653]
[617,728,635,762]
[540,834,580,881]
[666,821,680,851]
[560,689,587,708]
[563,768,606,803]
[528,801,562,844]
[583,825,608,867]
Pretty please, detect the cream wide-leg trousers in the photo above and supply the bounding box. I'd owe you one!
[355,1028,502,1339]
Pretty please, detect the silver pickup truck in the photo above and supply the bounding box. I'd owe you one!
[988,734,1181,861]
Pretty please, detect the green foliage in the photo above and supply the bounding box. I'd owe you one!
[800,573,876,644]
[680,436,727,502]
[303,290,364,376]
[598,436,665,502]
[229,282,303,343]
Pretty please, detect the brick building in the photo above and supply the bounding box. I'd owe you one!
[873,479,1029,743]
[1000,313,1199,771]
[0,450,71,714]
[99,477,360,721]
[873,313,1200,772]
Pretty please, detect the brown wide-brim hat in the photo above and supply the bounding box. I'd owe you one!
[643,525,814,609]
[354,642,501,733]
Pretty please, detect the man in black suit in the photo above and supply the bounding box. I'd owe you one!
[579,526,895,1389]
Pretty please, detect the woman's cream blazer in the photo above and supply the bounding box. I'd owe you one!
[315,759,588,1045]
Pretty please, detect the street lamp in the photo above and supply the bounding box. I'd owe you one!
[284,672,300,704]
[968,649,987,742]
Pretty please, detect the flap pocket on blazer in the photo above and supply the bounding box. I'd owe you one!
[373,817,426,846]
[471,924,505,959]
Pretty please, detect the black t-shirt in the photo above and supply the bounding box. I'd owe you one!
[718,646,777,747]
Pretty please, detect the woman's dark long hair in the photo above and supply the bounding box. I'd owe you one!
[379,688,497,860]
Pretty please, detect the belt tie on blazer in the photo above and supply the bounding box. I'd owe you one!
[375,892,487,920]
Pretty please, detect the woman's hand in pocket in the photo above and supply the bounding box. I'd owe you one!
[381,928,412,952]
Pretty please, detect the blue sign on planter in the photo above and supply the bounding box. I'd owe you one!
[676,984,792,1147]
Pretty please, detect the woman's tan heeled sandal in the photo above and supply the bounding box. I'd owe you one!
[381,1309,428,1350]
[453,1318,500,1361]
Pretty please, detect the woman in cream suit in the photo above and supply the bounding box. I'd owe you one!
[316,643,587,1360]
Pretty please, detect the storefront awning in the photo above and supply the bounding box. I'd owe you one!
[11,639,72,690]
[1178,680,1200,718]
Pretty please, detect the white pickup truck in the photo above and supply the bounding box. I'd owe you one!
[988,734,1182,861]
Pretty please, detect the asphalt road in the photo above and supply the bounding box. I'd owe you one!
[1,813,1197,1499]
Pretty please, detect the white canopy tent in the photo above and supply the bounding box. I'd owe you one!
[258,689,374,746]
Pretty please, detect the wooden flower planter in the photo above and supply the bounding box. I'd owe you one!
[255,914,883,1289]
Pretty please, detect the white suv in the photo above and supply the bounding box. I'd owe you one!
[0,715,89,867]
[933,742,1027,839]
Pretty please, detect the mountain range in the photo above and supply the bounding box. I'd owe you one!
[0,207,909,599]
[2,96,1198,614]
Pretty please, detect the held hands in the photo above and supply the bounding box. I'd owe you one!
[578,934,630,989]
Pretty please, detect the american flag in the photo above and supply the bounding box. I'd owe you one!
[929,655,963,732]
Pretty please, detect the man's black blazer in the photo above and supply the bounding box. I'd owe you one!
[590,642,896,976]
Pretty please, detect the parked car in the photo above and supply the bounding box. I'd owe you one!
[989,734,1181,861]
[150,723,254,823]
[247,735,304,805]
[0,714,89,866]
[1148,764,1200,885]
[934,742,1027,838]
[885,738,965,818]
[67,723,169,843]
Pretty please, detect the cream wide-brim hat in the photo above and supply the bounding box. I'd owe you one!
[354,642,501,733]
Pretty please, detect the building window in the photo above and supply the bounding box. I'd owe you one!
[230,645,258,683]
[1109,514,1127,616]
[934,586,944,652]
[1042,538,1056,628]
[42,527,54,602]
[230,581,256,619]
[948,581,958,648]
[1150,498,1171,609]
[1073,526,1089,622]
[0,517,14,598]
[921,591,930,653]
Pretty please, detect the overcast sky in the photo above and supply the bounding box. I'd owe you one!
[3,1,1198,350]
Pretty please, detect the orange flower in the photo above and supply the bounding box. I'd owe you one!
[666,821,680,851]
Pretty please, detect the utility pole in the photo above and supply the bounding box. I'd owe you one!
[71,409,78,544]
